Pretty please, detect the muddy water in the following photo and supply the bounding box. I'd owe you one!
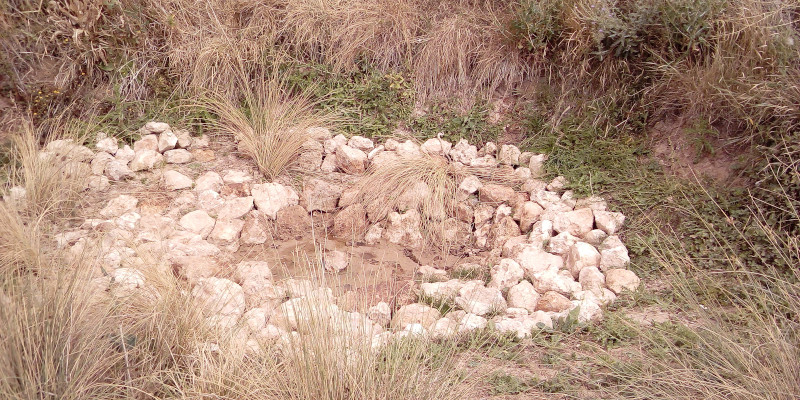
[232,237,467,300]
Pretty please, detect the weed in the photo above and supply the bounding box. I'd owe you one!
[488,372,535,395]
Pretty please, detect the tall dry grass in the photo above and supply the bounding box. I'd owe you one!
[200,64,336,180]
[596,185,800,399]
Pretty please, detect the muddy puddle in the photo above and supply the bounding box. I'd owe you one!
[232,237,469,305]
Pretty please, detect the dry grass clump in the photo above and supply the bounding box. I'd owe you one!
[596,191,800,399]
[200,67,336,180]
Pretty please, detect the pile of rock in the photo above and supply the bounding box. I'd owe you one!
[28,121,641,353]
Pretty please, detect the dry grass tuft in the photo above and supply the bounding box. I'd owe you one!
[200,67,336,180]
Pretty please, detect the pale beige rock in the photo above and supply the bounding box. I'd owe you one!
[192,277,246,320]
[100,195,138,218]
[391,303,441,330]
[384,209,423,248]
[347,135,374,151]
[528,154,547,177]
[164,149,193,164]
[488,258,525,289]
[498,144,521,165]
[516,201,544,233]
[302,177,342,212]
[578,266,606,291]
[179,210,216,238]
[536,291,572,312]
[420,138,452,156]
[507,280,540,313]
[158,130,178,153]
[139,121,171,135]
[91,151,114,175]
[594,210,626,235]
[547,231,579,255]
[479,184,515,204]
[96,137,119,154]
[332,203,368,240]
[566,242,601,278]
[105,160,133,181]
[197,190,224,212]
[449,139,478,164]
[208,218,244,244]
[115,145,135,163]
[552,208,594,236]
[367,302,391,327]
[364,224,383,244]
[455,282,507,316]
[217,197,254,220]
[195,171,223,192]
[583,229,609,246]
[241,211,270,244]
[605,269,640,294]
[335,144,367,174]
[251,182,299,220]
[600,235,630,270]
[420,279,464,302]
[324,250,349,272]
[173,256,219,283]
[133,135,158,152]
[174,129,193,148]
[164,170,193,190]
[129,149,163,172]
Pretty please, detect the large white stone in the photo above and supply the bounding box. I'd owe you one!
[129,150,163,172]
[594,210,625,235]
[488,258,525,289]
[605,269,640,294]
[507,280,540,313]
[179,210,216,238]
[552,208,594,237]
[192,278,246,320]
[391,303,441,330]
[100,195,138,218]
[164,149,193,164]
[251,182,299,220]
[600,235,630,270]
[217,196,254,220]
[455,282,507,316]
[420,138,452,156]
[565,242,601,278]
[164,170,193,190]
[195,171,223,192]
[158,130,179,153]
[497,144,521,166]
[335,144,367,174]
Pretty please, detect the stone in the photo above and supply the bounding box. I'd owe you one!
[367,302,391,327]
[195,171,223,192]
[302,177,342,212]
[507,280,540,313]
[536,291,572,312]
[459,175,482,196]
[179,210,216,238]
[391,303,441,330]
[332,203,368,240]
[384,209,423,248]
[105,160,133,181]
[100,195,138,218]
[552,208,594,237]
[172,256,219,283]
[456,202,474,224]
[347,135,374,151]
[274,205,311,239]
[335,144,367,174]
[222,170,253,184]
[133,135,158,152]
[324,250,349,272]
[233,261,273,297]
[163,170,193,190]
[532,269,581,296]
[493,312,552,339]
[305,126,331,141]
[139,121,171,135]
[599,235,630,270]
[324,134,347,154]
[583,229,609,246]
[605,269,640,294]
[396,180,429,211]
[528,154,547,177]
[516,201,544,233]
[455,283,507,316]
[192,277,246,320]
[431,317,459,338]
[578,266,606,291]
[420,279,464,302]
[320,154,337,172]
[519,152,533,166]
[90,153,113,178]
[251,182,299,220]
[295,139,324,171]
[498,144,521,165]
[488,216,521,247]
[420,138,452,156]
[470,155,497,168]
[110,268,145,293]
[474,204,495,226]
[241,211,270,244]
[364,224,383,244]
[197,190,224,212]
[158,130,178,153]
[449,139,478,164]
[547,176,567,192]
[575,196,608,211]
[571,297,603,323]
[129,149,163,172]
[174,129,193,148]
[479,142,497,156]
[514,167,532,181]
[115,145,135,163]
[96,137,119,154]
[565,242,601,278]
[164,149,193,164]
[396,140,422,158]
[547,231,579,255]
[217,196,254,220]
[594,210,626,235]
[208,218,244,244]
[488,258,525,289]
[88,175,110,191]
[479,184,515,204]
[458,313,487,333]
